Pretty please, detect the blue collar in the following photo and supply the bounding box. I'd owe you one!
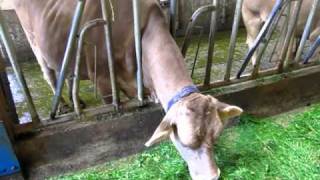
[166,85,199,112]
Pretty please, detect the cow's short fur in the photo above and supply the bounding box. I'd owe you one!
[13,0,243,179]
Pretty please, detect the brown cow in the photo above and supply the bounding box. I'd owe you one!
[13,0,242,179]
[242,0,320,65]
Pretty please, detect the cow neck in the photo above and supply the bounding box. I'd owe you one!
[165,85,199,112]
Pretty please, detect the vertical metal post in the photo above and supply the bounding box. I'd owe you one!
[170,0,177,37]
[191,26,203,78]
[101,0,120,109]
[50,0,86,118]
[0,56,18,139]
[180,5,215,57]
[294,0,320,63]
[277,0,302,72]
[204,0,218,86]
[221,0,227,25]
[133,0,144,104]
[303,35,320,63]
[224,0,243,81]
[0,11,40,124]
[237,0,284,78]
[73,19,106,116]
[251,3,286,78]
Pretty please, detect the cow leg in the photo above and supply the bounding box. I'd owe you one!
[96,75,113,104]
[66,78,86,109]
[242,8,263,65]
[23,34,72,114]
[39,66,72,114]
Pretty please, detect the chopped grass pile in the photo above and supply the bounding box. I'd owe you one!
[52,104,320,180]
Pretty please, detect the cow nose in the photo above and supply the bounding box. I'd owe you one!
[207,168,221,180]
[210,168,220,180]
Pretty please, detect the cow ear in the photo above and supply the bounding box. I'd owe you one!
[145,115,173,147]
[218,104,243,121]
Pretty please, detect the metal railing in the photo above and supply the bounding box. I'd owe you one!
[2,0,320,135]
[182,0,320,91]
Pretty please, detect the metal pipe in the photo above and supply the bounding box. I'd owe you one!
[203,0,218,86]
[251,2,288,78]
[101,0,120,109]
[224,0,243,81]
[191,26,204,78]
[268,2,291,63]
[277,0,303,72]
[94,45,98,99]
[73,19,106,116]
[303,35,320,64]
[181,5,216,57]
[267,13,289,63]
[50,0,86,119]
[132,0,144,105]
[0,11,40,124]
[294,0,320,63]
[237,0,284,78]
[170,0,177,37]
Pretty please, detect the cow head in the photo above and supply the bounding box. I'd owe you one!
[145,93,243,180]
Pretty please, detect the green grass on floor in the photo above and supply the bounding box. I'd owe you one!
[52,104,320,180]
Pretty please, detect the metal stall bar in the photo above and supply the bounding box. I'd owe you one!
[277,0,303,72]
[203,0,218,87]
[133,0,144,105]
[51,0,86,119]
[303,35,320,63]
[101,0,120,109]
[190,26,204,78]
[170,0,177,37]
[267,8,290,63]
[73,19,106,116]
[0,11,40,125]
[294,0,320,63]
[237,0,283,78]
[224,0,243,81]
[181,5,216,57]
[251,1,289,78]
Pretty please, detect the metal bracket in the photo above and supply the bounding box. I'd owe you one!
[0,122,20,176]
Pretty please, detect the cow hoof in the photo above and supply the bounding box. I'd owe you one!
[58,104,73,115]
